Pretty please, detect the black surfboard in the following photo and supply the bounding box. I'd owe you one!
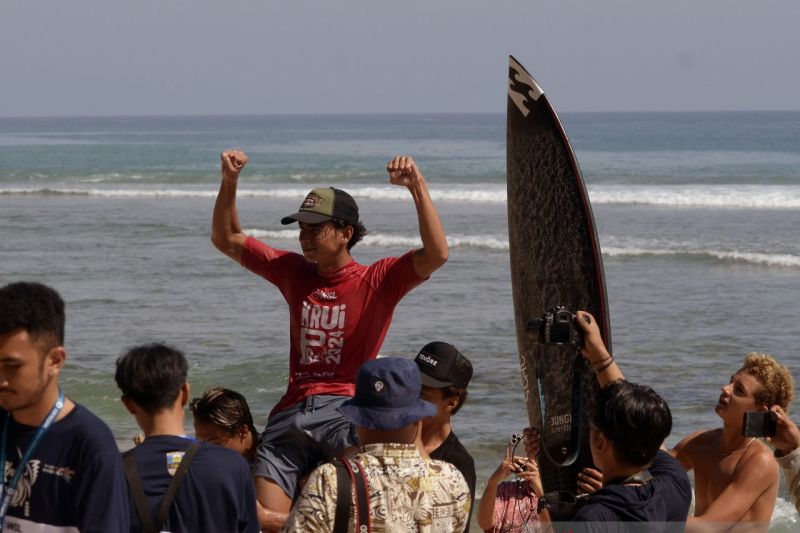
[506,55,612,518]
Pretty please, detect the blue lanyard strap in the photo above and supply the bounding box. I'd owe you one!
[0,389,65,521]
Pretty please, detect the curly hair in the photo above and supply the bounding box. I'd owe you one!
[332,218,367,250]
[741,352,795,410]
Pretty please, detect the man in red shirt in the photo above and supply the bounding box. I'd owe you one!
[211,151,448,531]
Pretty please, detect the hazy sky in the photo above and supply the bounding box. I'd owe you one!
[2,0,798,117]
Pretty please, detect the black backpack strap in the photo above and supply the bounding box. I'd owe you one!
[155,442,201,528]
[342,458,371,532]
[123,450,158,533]
[332,460,352,533]
[123,442,202,533]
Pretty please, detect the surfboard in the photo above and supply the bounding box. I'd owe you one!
[506,55,612,517]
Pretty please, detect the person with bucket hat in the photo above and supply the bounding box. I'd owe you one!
[414,341,477,530]
[282,357,471,532]
[211,152,449,531]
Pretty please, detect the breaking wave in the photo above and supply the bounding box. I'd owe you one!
[3,184,799,209]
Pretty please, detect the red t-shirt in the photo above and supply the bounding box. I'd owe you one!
[241,236,426,414]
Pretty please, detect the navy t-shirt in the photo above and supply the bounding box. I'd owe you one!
[1,404,129,532]
[570,450,692,532]
[124,435,259,533]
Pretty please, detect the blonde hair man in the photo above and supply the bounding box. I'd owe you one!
[672,352,794,530]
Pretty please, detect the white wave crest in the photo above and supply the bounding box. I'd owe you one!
[2,184,799,209]
[591,185,800,209]
[243,229,509,251]
[604,246,800,268]
[771,497,798,527]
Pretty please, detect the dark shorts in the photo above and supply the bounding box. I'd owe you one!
[252,394,356,499]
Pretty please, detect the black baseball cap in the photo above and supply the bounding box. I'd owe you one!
[281,187,359,226]
[414,342,473,389]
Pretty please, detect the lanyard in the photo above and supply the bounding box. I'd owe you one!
[0,389,65,522]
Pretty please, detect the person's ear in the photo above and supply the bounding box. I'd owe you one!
[340,225,354,243]
[445,395,459,413]
[121,396,137,415]
[44,346,66,377]
[180,383,190,407]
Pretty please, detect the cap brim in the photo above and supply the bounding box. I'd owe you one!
[419,373,455,388]
[338,399,437,431]
[280,211,333,225]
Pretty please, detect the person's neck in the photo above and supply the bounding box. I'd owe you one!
[315,252,353,274]
[139,409,187,438]
[244,430,257,463]
[12,383,71,426]
[602,462,648,485]
[718,425,753,454]
[420,420,452,454]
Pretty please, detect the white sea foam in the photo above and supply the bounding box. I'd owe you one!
[604,246,800,269]
[771,497,798,527]
[244,229,509,251]
[243,230,800,269]
[2,184,799,208]
[590,185,800,209]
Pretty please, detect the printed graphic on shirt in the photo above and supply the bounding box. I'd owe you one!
[4,456,74,518]
[299,301,346,366]
[4,459,41,509]
[166,451,186,476]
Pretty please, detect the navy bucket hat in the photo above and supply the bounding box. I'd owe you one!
[338,357,437,431]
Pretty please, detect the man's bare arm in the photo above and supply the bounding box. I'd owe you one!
[211,150,249,262]
[575,310,624,386]
[387,156,448,278]
[688,450,777,524]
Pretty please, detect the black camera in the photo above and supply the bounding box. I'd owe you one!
[527,306,583,346]
[742,411,777,438]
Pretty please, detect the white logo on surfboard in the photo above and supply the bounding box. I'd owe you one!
[508,56,544,118]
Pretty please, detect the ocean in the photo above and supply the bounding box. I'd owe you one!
[1,112,798,530]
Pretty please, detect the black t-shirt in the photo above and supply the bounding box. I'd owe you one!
[1,404,130,532]
[430,430,476,530]
[124,435,259,533]
[570,450,692,532]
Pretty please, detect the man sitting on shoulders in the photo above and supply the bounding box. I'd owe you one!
[671,352,794,530]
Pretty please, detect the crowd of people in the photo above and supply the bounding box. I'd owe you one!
[1,152,798,532]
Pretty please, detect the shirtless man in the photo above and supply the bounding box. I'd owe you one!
[212,151,448,531]
[671,353,794,529]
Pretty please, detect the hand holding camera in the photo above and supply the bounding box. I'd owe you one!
[764,405,800,456]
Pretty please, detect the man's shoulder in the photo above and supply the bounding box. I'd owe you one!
[193,442,252,477]
[426,458,469,486]
[431,432,475,470]
[572,498,622,522]
[54,403,117,450]
[364,250,415,273]
[740,440,779,473]
[673,428,718,458]
[131,438,251,483]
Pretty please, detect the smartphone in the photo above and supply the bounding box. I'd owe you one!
[742,411,777,438]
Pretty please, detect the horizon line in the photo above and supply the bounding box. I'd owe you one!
[1,109,799,121]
